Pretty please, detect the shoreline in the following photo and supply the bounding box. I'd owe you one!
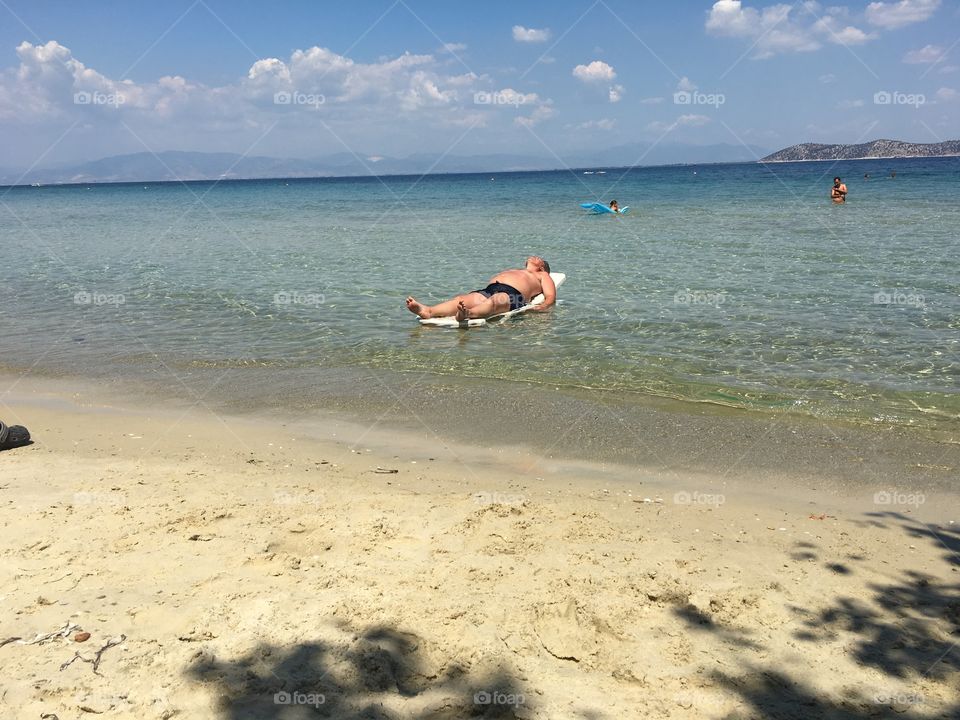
[1,373,958,718]
[3,367,957,492]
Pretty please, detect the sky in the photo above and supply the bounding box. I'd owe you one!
[0,0,957,168]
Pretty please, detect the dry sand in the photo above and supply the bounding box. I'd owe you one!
[1,377,958,719]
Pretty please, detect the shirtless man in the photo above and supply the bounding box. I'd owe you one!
[405,256,556,321]
[831,177,848,203]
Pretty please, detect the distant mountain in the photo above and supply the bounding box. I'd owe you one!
[566,141,768,168]
[0,142,771,186]
[761,139,960,163]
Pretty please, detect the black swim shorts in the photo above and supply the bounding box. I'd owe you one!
[475,282,526,311]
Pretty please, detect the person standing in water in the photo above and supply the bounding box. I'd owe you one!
[609,200,620,213]
[831,177,848,203]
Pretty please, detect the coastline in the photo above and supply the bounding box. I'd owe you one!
[1,374,958,718]
[759,153,960,163]
[3,367,958,490]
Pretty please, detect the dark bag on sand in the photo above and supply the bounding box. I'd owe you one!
[0,421,31,450]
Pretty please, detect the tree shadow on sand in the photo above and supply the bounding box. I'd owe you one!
[187,623,527,719]
[674,511,960,719]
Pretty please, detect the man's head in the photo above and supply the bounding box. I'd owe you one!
[526,256,551,274]
[834,177,842,185]
[610,200,619,208]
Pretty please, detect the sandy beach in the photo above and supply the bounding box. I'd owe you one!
[3,1,958,717]
[1,375,957,719]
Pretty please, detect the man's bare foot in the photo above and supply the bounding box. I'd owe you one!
[406,297,431,318]
[455,300,470,322]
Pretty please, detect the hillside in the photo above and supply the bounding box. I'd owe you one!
[761,139,960,162]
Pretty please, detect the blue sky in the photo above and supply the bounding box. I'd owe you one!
[0,0,957,167]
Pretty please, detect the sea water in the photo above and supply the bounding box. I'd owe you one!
[1,158,958,434]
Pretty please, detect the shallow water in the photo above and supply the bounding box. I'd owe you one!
[1,157,958,433]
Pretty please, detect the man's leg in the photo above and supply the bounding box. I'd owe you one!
[406,292,487,319]
[457,292,510,320]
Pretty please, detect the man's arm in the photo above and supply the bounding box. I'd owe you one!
[530,272,556,311]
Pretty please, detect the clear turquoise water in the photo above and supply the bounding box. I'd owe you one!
[1,158,958,433]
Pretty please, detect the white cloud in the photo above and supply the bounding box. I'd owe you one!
[513,25,551,43]
[838,98,865,108]
[640,96,664,104]
[5,40,157,120]
[939,65,959,74]
[677,76,697,92]
[515,100,554,127]
[248,58,290,83]
[809,5,875,46]
[706,1,822,58]
[706,0,766,37]
[707,1,879,58]
[935,87,958,101]
[820,23,873,45]
[903,44,946,64]
[577,118,616,131]
[440,42,467,53]
[866,0,940,29]
[0,39,558,153]
[820,73,837,83]
[1,40,490,119]
[572,60,616,83]
[572,61,621,103]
